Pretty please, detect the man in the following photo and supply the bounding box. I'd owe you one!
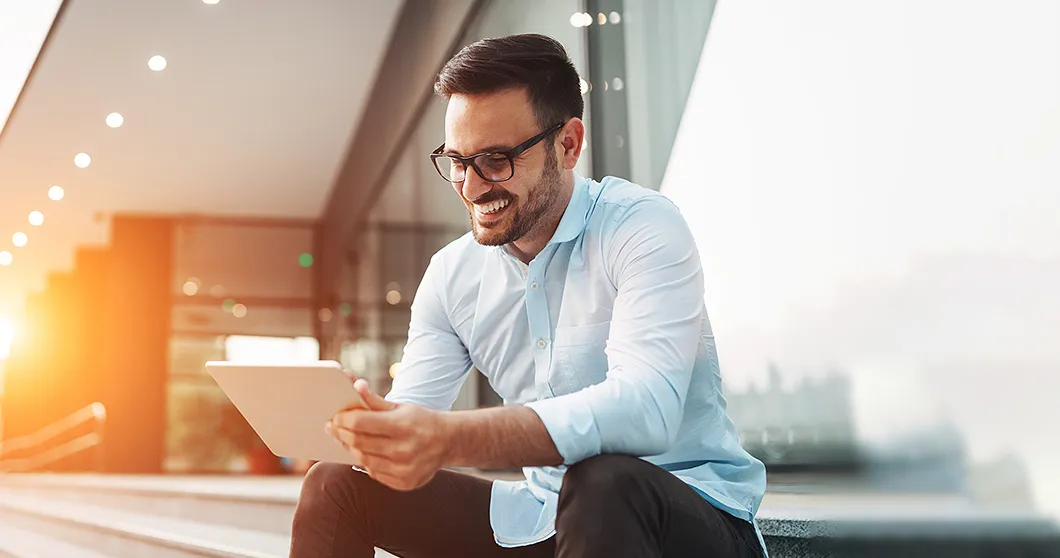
[290,34,767,558]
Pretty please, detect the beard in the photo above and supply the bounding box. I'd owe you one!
[467,149,563,247]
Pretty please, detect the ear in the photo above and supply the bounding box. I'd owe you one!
[556,118,586,170]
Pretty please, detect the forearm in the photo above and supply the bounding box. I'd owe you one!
[437,405,563,470]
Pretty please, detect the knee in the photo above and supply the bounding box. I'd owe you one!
[291,463,379,551]
[296,461,363,512]
[559,454,647,509]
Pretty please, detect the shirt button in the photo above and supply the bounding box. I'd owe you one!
[530,282,539,290]
[537,339,547,349]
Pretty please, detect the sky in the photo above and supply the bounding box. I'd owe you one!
[662,0,1060,518]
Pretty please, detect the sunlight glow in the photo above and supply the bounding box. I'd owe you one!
[0,317,15,360]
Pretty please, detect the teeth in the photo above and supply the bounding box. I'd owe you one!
[478,199,509,214]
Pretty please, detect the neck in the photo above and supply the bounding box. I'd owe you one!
[507,174,574,264]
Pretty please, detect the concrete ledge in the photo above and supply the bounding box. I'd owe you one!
[757,489,1060,557]
[760,513,1060,539]
[759,508,1060,558]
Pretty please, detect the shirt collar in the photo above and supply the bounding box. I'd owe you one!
[495,173,592,260]
[546,172,591,246]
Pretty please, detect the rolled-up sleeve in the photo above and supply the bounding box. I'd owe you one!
[527,197,704,463]
[385,254,474,411]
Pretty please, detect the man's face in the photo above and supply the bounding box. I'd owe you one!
[443,88,563,246]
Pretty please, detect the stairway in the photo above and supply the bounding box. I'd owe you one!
[0,473,395,558]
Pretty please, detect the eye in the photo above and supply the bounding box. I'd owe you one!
[482,154,509,170]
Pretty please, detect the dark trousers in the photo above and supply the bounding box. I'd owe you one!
[290,454,764,558]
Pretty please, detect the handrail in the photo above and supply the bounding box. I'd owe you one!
[0,433,101,473]
[0,401,106,472]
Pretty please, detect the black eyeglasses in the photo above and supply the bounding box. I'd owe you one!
[430,122,565,184]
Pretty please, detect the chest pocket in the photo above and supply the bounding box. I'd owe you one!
[550,321,611,396]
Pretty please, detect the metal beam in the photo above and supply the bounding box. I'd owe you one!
[320,0,485,298]
[586,0,631,182]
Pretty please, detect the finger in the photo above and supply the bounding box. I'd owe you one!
[332,409,398,437]
[330,422,354,446]
[331,425,394,459]
[357,451,391,474]
[330,430,389,471]
[354,379,397,411]
[346,431,394,456]
[330,425,368,452]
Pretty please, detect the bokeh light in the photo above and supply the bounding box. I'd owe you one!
[148,55,167,71]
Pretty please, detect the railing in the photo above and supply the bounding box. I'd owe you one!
[0,402,106,473]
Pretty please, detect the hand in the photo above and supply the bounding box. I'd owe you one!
[326,379,449,491]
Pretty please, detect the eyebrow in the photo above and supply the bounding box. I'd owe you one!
[443,144,513,157]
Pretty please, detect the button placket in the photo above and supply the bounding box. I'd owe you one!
[524,257,554,398]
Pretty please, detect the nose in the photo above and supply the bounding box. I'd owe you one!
[460,170,493,202]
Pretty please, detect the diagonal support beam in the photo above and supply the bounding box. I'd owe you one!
[319,0,485,296]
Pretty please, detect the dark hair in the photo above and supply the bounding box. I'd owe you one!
[434,34,584,131]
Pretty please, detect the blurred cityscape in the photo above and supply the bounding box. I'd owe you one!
[726,364,1034,506]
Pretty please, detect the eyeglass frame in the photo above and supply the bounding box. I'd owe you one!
[429,121,566,184]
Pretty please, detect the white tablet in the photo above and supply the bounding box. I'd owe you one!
[204,360,367,465]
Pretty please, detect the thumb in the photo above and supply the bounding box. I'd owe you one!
[354,378,396,411]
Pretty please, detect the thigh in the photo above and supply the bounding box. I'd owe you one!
[648,472,762,558]
[353,468,554,558]
[557,455,762,558]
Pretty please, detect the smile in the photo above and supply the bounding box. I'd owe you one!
[475,199,510,215]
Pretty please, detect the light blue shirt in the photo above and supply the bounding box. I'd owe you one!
[387,173,768,551]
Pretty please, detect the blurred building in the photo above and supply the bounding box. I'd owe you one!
[726,363,976,495]
[967,452,1038,509]
[728,364,859,469]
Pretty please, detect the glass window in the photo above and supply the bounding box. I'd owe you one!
[333,1,590,404]
[172,222,314,300]
[661,0,1060,514]
[164,334,319,474]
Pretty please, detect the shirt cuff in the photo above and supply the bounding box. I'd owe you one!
[525,394,602,465]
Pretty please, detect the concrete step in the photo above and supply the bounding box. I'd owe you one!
[0,490,289,558]
[0,477,399,558]
[0,470,518,537]
[0,474,299,536]
[0,519,114,558]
